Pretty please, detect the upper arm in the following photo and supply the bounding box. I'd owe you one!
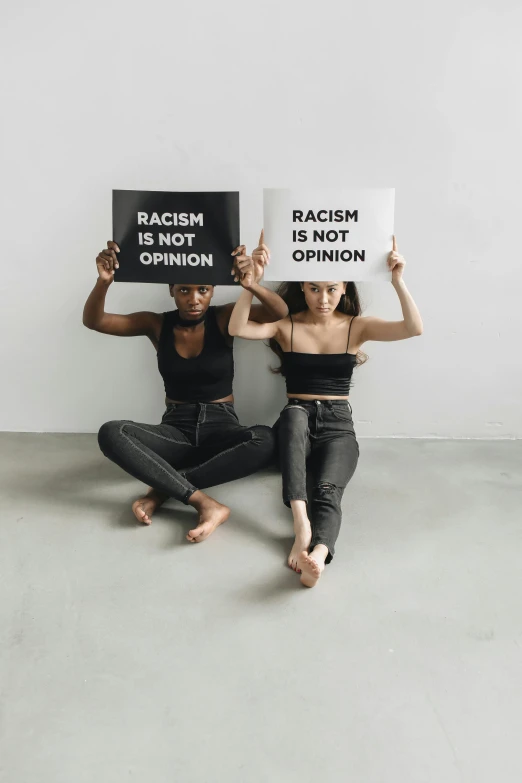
[219,302,286,326]
[233,318,280,341]
[358,316,412,344]
[93,311,161,339]
[218,302,282,341]
[248,303,287,324]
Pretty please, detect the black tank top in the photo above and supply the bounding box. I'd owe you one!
[157,306,234,401]
[280,314,357,397]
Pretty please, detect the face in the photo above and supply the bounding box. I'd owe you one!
[301,281,346,316]
[169,284,214,319]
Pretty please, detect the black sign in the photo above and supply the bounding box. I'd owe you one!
[112,190,240,285]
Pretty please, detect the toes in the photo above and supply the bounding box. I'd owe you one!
[187,526,207,543]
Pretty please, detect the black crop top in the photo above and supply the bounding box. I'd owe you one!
[157,306,234,401]
[280,314,357,397]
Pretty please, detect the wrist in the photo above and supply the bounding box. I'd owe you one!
[96,276,112,288]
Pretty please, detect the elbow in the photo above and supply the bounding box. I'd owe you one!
[228,323,238,337]
[83,315,99,332]
[410,323,423,337]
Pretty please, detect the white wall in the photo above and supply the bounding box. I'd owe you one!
[1,0,521,438]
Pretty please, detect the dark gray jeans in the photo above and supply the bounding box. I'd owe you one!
[98,402,275,504]
[275,399,359,563]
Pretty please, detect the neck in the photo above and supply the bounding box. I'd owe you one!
[305,310,338,327]
[173,309,207,328]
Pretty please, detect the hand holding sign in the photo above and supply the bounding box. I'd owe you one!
[252,229,270,271]
[96,241,120,284]
[230,231,270,288]
[231,244,249,283]
[387,235,405,284]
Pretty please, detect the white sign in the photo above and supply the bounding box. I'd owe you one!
[263,188,395,282]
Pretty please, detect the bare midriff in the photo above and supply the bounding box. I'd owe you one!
[165,394,234,404]
[286,393,349,401]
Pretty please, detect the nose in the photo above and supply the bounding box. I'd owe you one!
[319,291,328,305]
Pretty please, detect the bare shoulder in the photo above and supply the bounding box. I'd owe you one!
[350,313,367,334]
[275,313,292,333]
[291,311,307,323]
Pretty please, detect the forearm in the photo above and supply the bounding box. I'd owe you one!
[393,279,423,335]
[83,278,111,329]
[228,289,255,336]
[247,283,289,321]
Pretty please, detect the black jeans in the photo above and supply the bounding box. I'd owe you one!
[98,402,275,504]
[275,399,359,563]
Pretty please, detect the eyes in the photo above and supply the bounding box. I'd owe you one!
[310,287,338,293]
[179,287,209,294]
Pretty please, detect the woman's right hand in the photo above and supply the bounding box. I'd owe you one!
[96,241,120,283]
[252,229,270,274]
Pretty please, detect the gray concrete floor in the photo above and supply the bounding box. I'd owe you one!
[1,433,521,783]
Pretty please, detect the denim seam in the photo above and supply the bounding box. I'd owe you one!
[118,424,196,498]
[182,432,261,478]
[130,423,192,447]
[221,405,239,422]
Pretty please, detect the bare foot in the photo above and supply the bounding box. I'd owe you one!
[298,551,325,588]
[186,493,230,543]
[132,488,167,525]
[288,524,312,573]
[288,500,312,573]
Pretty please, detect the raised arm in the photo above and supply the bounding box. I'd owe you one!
[358,236,423,344]
[228,288,281,340]
[230,230,289,323]
[82,241,160,340]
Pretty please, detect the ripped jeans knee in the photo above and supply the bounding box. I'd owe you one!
[315,481,336,495]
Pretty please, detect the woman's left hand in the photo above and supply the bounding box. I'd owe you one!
[388,235,406,283]
[231,245,259,288]
[231,230,269,288]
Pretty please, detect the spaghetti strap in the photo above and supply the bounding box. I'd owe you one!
[346,315,356,353]
[289,313,294,352]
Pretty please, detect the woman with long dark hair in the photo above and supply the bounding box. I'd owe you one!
[229,236,423,587]
[83,236,287,543]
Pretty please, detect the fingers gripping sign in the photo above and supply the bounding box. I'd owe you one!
[96,240,120,284]
[387,234,406,283]
[230,230,271,287]
[230,244,251,283]
[253,229,271,268]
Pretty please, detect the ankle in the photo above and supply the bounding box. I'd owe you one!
[310,545,328,565]
[187,490,208,510]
